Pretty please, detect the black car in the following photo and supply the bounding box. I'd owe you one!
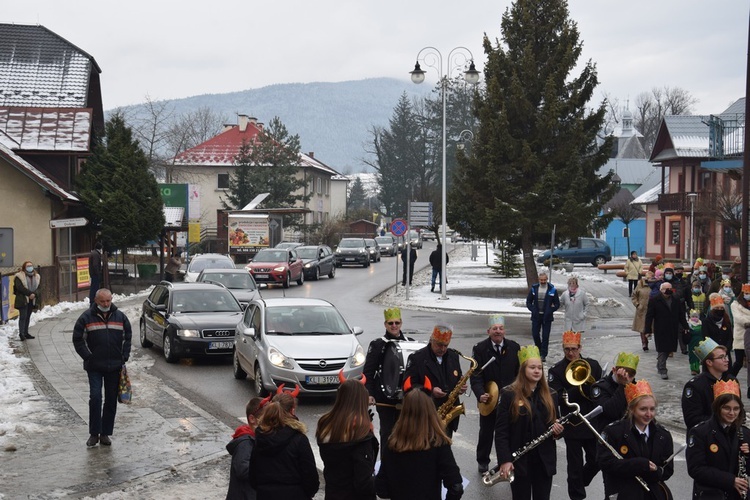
[334,238,371,267]
[196,268,261,307]
[375,235,398,256]
[139,282,244,363]
[296,245,336,280]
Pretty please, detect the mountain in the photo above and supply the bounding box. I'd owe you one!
[110,77,431,173]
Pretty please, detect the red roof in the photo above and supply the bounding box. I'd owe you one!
[173,121,262,166]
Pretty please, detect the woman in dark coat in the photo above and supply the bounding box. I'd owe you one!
[597,379,674,500]
[316,378,378,500]
[249,398,319,499]
[686,380,750,500]
[13,260,40,341]
[494,345,563,500]
[704,293,734,366]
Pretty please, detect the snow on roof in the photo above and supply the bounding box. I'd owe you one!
[0,142,78,201]
[0,107,92,152]
[632,176,669,205]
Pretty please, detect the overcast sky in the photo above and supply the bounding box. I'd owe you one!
[7,1,748,115]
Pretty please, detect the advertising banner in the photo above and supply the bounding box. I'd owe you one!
[1,275,8,322]
[77,257,90,289]
[228,214,269,254]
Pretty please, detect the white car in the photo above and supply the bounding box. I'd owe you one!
[183,253,235,282]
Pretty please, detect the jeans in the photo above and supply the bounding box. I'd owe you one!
[431,268,441,289]
[88,369,120,436]
[18,303,33,338]
[531,313,552,359]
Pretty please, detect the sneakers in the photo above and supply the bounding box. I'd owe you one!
[99,435,112,446]
[86,434,99,447]
[660,373,669,380]
[25,334,35,339]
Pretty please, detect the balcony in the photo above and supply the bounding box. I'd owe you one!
[657,192,715,213]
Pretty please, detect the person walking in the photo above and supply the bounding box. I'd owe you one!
[470,314,521,474]
[625,251,643,297]
[88,242,104,303]
[559,276,589,332]
[316,379,378,500]
[682,338,736,431]
[400,245,417,286]
[704,293,734,367]
[164,250,182,283]
[644,282,689,380]
[226,397,263,500]
[525,272,560,362]
[631,273,653,351]
[429,243,448,293]
[72,288,132,447]
[687,309,704,375]
[729,283,750,378]
[13,260,40,341]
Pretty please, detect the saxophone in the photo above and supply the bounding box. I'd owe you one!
[740,427,748,500]
[438,350,478,426]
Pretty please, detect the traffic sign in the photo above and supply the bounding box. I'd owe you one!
[391,219,407,237]
[49,217,88,229]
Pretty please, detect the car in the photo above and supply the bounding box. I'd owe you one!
[536,237,612,266]
[375,235,398,256]
[394,235,406,252]
[364,238,381,262]
[296,245,336,280]
[275,242,303,250]
[334,238,371,267]
[245,248,305,288]
[139,282,244,363]
[196,268,261,307]
[452,233,470,243]
[420,229,436,241]
[408,229,422,249]
[232,297,365,396]
[183,253,235,282]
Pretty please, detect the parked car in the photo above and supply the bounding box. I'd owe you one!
[246,248,305,288]
[375,235,398,256]
[139,282,243,363]
[408,230,422,249]
[364,238,381,262]
[275,242,303,250]
[536,237,612,266]
[183,253,235,282]
[421,229,436,241]
[296,245,336,280]
[196,268,261,307]
[334,238,370,267]
[452,233,470,243]
[233,297,365,396]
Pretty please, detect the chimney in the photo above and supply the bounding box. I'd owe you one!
[308,151,314,158]
[238,114,250,132]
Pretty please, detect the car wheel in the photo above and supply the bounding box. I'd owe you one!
[296,271,304,286]
[139,320,153,348]
[163,332,178,363]
[593,256,607,266]
[313,266,320,281]
[328,265,335,279]
[233,350,247,380]
[283,272,291,288]
[254,364,268,397]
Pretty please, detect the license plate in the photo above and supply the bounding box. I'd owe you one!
[305,375,340,385]
[208,341,233,349]
[254,274,269,279]
[345,258,355,261]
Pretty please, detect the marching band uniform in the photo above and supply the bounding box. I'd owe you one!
[547,331,603,500]
[591,352,640,430]
[598,380,675,500]
[470,314,520,473]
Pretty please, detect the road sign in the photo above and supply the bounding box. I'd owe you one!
[49,217,88,229]
[391,219,407,237]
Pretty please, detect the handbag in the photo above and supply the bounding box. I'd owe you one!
[118,365,132,404]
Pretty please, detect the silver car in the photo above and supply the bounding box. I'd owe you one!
[184,253,235,282]
[233,298,365,395]
[195,268,261,307]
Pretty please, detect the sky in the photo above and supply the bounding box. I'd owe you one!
[5,1,748,115]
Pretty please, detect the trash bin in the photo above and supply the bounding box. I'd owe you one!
[136,264,157,279]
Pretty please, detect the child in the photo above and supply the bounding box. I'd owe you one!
[687,309,703,376]
[226,397,263,500]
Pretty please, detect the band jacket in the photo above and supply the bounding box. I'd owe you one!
[682,371,737,431]
[686,416,750,500]
[598,419,674,500]
[404,346,463,432]
[591,373,631,430]
[644,294,689,353]
[376,444,463,500]
[363,331,412,404]
[548,356,603,440]
[469,338,521,399]
[494,386,559,479]
[72,303,132,373]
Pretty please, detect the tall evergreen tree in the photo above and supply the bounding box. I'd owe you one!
[454,0,616,284]
[76,112,165,250]
[347,177,367,212]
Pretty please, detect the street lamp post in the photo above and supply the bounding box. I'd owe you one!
[410,47,479,300]
[688,192,698,267]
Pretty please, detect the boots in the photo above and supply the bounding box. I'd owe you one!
[640,332,649,351]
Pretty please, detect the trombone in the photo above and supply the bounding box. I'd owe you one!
[565,358,597,399]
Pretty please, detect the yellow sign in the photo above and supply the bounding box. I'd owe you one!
[77,257,90,289]
[189,223,201,243]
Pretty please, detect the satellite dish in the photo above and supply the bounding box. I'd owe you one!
[242,193,270,211]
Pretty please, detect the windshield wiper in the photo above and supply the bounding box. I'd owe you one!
[267,330,293,335]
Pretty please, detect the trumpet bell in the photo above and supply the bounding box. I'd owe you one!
[478,381,499,416]
[565,358,594,386]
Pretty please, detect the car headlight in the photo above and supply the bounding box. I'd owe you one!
[336,249,341,254]
[351,344,366,367]
[304,263,312,268]
[359,248,366,254]
[268,347,293,369]
[273,266,286,272]
[177,329,200,337]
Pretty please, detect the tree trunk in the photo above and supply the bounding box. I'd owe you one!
[521,228,538,288]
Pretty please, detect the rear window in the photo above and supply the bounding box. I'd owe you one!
[189,257,234,273]
[172,289,241,313]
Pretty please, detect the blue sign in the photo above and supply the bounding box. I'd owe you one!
[391,219,407,237]
[1,275,8,322]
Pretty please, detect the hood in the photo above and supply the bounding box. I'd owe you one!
[269,334,357,359]
[169,311,242,329]
[226,432,253,456]
[337,247,365,254]
[301,258,317,265]
[247,260,288,269]
[230,290,261,303]
[254,426,299,455]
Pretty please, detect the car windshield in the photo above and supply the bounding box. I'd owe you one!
[265,305,350,335]
[296,247,319,259]
[188,258,234,273]
[365,239,376,246]
[199,272,256,290]
[375,237,392,244]
[339,240,363,248]
[408,231,419,239]
[275,242,299,249]
[172,290,241,313]
[253,250,287,262]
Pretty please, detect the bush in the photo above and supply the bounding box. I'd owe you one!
[491,240,523,277]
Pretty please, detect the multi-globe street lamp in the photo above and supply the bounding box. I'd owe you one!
[410,47,479,300]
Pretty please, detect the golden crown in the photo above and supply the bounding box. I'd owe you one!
[624,379,653,404]
[742,283,750,294]
[431,324,453,344]
[562,330,581,346]
[518,345,541,365]
[615,352,639,371]
[713,379,741,399]
[384,308,401,321]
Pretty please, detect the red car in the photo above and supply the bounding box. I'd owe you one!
[246,248,305,288]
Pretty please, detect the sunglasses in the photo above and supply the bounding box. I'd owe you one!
[387,321,402,326]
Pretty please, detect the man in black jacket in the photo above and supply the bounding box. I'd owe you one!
[88,242,103,304]
[682,337,735,431]
[403,324,464,437]
[429,243,449,292]
[400,246,417,286]
[72,288,131,447]
[590,352,639,431]
[644,282,689,379]
[470,314,520,474]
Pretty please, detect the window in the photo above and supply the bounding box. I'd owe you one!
[218,173,229,189]
[654,220,661,245]
[670,221,680,245]
[325,178,330,195]
[309,177,314,193]
[317,178,322,194]
[580,239,595,249]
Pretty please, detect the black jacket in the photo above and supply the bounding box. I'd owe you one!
[548,356,603,440]
[400,247,417,264]
[469,337,520,404]
[644,294,689,352]
[591,373,630,430]
[376,444,463,500]
[317,434,378,500]
[89,249,103,278]
[72,303,132,373]
[403,346,463,431]
[429,248,448,270]
[226,428,256,500]
[687,416,750,500]
[363,332,412,404]
[682,371,737,431]
[702,312,733,352]
[598,418,674,499]
[249,426,319,500]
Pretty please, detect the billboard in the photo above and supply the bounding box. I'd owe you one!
[228,214,269,254]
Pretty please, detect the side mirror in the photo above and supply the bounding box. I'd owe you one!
[351,326,364,336]
[155,304,167,312]
[242,327,256,338]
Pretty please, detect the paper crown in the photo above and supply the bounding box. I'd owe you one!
[663,262,675,270]
[694,337,721,362]
[695,258,704,265]
[689,309,701,318]
[713,379,741,399]
[518,345,541,364]
[721,278,732,287]
[614,352,639,371]
[743,284,750,294]
[625,379,653,404]
[699,266,708,272]
[384,308,401,321]
[562,330,581,346]
[488,314,505,328]
[431,324,453,343]
[710,295,725,309]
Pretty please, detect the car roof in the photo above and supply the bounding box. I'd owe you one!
[162,282,228,291]
[191,253,233,260]
[340,238,365,242]
[259,297,335,308]
[198,268,249,274]
[297,245,322,250]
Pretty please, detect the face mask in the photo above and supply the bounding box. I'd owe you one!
[663,289,673,296]
[744,294,750,301]
[692,288,701,295]
[25,266,34,274]
[723,287,733,294]
[699,274,707,280]
[97,305,111,313]
[663,273,673,281]
[712,310,724,320]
